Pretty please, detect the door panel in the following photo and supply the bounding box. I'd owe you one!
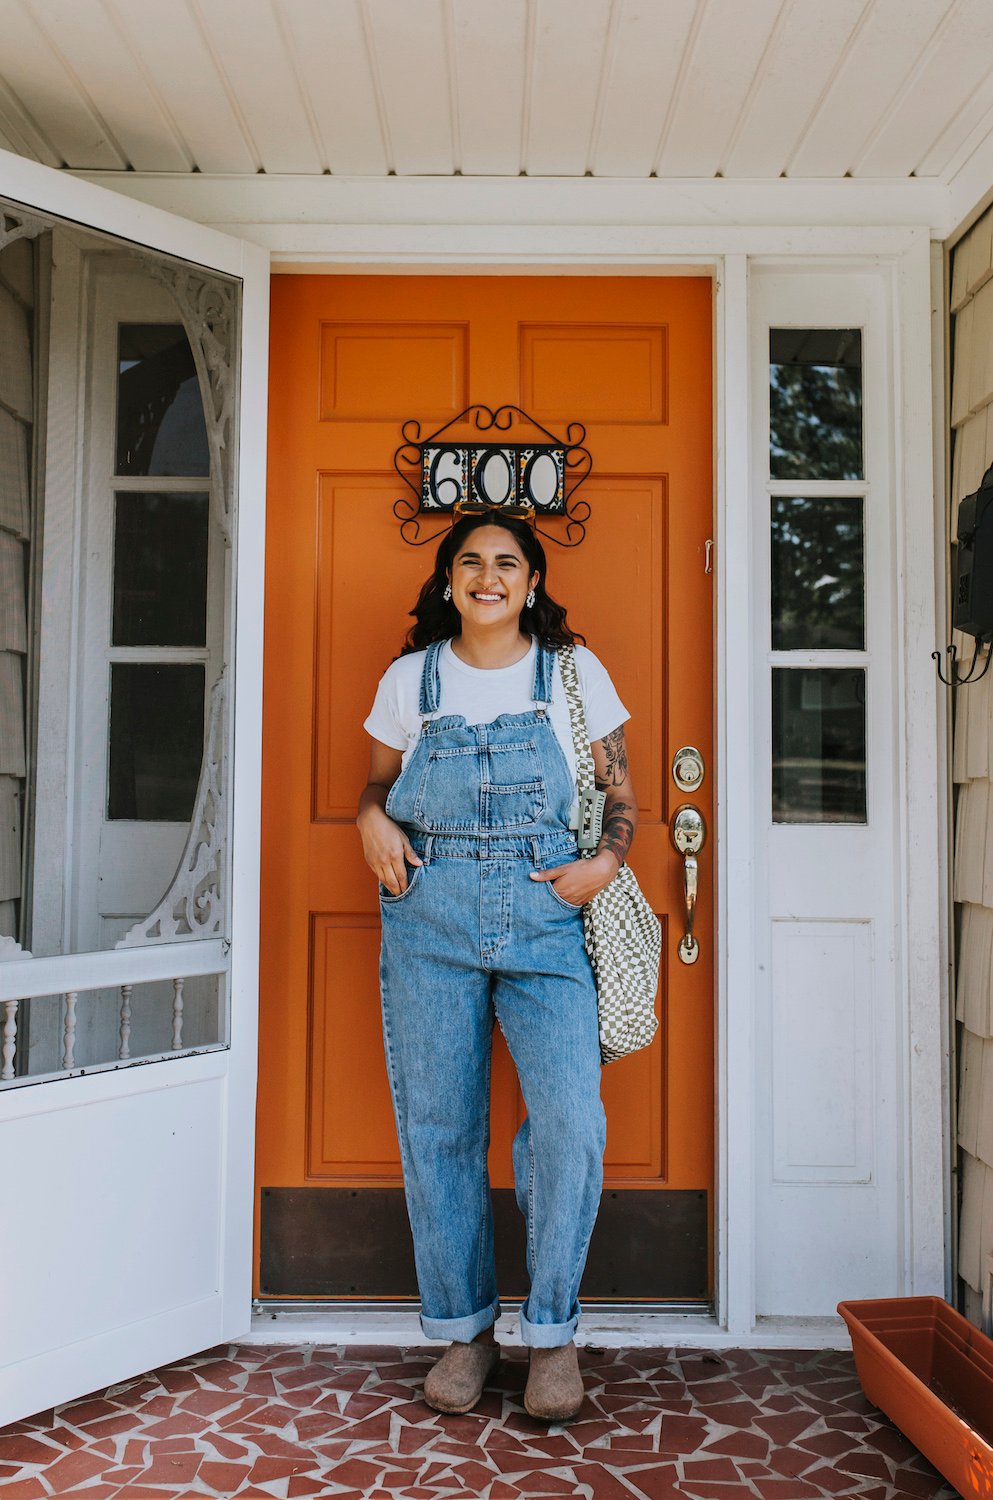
[260,274,713,1301]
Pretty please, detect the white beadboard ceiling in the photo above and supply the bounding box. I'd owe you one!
[1,0,993,186]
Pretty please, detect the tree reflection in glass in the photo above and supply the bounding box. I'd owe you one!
[770,329,863,480]
[771,497,864,650]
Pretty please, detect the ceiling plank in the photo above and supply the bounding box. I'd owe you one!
[363,0,455,175]
[591,0,698,177]
[525,0,614,175]
[0,73,60,166]
[854,0,993,176]
[723,0,868,178]
[0,0,125,168]
[280,0,389,175]
[103,0,256,174]
[25,0,190,171]
[788,0,955,177]
[191,0,324,173]
[654,0,785,177]
[452,0,528,176]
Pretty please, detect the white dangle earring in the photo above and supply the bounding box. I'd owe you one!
[526,588,536,609]
[443,582,452,601]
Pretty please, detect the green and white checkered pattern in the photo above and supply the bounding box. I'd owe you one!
[558,645,661,1065]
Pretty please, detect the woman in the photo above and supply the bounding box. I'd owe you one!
[358,511,638,1422]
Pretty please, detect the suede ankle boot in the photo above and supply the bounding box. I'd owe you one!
[524,1341,584,1421]
[423,1338,500,1414]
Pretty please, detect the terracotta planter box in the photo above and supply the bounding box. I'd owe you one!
[838,1296,993,1496]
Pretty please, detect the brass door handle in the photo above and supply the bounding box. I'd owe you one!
[670,804,706,965]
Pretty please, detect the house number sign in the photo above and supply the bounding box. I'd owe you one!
[393,402,592,547]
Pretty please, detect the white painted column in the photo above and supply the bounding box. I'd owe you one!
[718,254,758,1337]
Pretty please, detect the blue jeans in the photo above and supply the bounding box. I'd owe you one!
[379,832,606,1348]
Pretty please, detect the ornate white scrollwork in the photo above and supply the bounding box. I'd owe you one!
[116,672,227,948]
[0,204,50,254]
[147,263,237,545]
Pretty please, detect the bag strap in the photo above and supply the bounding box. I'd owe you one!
[558,644,596,798]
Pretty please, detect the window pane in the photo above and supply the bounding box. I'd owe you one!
[108,664,205,821]
[112,491,208,647]
[770,329,863,480]
[116,324,209,477]
[772,668,866,824]
[771,497,865,650]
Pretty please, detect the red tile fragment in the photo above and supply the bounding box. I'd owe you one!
[135,1450,205,1486]
[753,1411,818,1443]
[0,1435,64,1464]
[893,1465,953,1497]
[702,1431,769,1460]
[141,1412,211,1438]
[681,1456,742,1481]
[197,1458,252,1491]
[201,1430,248,1460]
[59,1397,121,1425]
[744,1480,824,1498]
[81,1413,143,1441]
[835,1449,894,1480]
[796,1428,857,1458]
[41,1448,109,1492]
[96,1467,144,1485]
[570,1463,649,1500]
[339,1410,394,1441]
[0,1481,49,1500]
[800,1463,866,1493]
[503,1473,579,1494]
[154,1367,202,1394]
[623,1465,682,1499]
[180,1388,244,1416]
[248,1454,317,1483]
[658,1414,710,1453]
[191,1359,245,1386]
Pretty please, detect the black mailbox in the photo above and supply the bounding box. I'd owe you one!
[955,464,993,641]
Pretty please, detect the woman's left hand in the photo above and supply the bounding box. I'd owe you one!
[529,851,619,906]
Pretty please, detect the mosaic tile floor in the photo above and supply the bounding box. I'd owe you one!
[0,1342,959,1500]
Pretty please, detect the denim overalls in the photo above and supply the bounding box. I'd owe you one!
[378,638,606,1348]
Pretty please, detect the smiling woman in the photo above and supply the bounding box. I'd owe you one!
[357,512,636,1423]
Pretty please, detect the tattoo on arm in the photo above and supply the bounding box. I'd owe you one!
[598,796,635,867]
[595,726,629,790]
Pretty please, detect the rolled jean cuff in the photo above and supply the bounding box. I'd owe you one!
[419,1295,501,1343]
[519,1303,580,1348]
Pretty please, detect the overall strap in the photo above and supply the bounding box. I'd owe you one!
[419,639,445,717]
[532,642,556,707]
[557,645,595,797]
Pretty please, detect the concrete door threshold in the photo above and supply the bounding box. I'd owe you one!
[246,1303,851,1350]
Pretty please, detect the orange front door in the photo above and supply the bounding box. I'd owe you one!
[258,275,714,1304]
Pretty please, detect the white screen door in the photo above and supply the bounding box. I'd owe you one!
[0,147,267,1426]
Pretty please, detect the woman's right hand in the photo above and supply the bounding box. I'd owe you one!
[358,804,423,895]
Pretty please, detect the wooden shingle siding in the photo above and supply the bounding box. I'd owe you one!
[951,204,993,1324]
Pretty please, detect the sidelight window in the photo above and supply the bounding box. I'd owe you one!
[768,330,868,824]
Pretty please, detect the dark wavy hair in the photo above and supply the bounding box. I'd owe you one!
[401,514,584,654]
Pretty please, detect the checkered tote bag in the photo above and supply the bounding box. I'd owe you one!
[558,645,661,1065]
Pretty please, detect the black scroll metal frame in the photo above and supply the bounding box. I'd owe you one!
[392,403,592,547]
[932,639,993,687]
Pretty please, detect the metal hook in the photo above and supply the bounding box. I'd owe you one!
[932,639,993,687]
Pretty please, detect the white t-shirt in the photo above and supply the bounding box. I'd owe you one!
[364,638,629,792]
